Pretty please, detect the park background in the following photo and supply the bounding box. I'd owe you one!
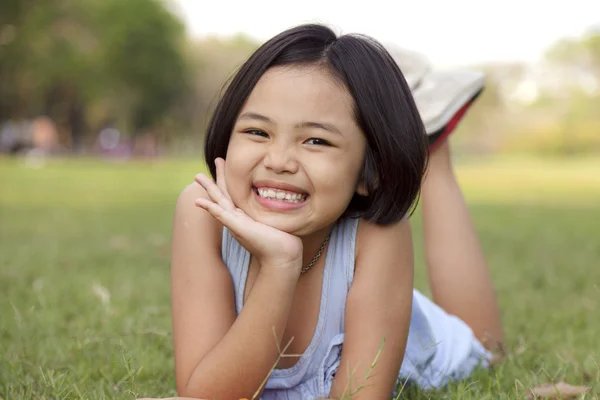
[1,0,599,398]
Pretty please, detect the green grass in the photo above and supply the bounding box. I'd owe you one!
[1,155,599,399]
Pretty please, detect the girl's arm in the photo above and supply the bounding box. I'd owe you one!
[171,182,300,399]
[329,218,414,400]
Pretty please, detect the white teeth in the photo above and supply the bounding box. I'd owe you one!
[256,187,306,203]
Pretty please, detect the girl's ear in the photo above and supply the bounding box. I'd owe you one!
[356,180,369,196]
[356,155,379,196]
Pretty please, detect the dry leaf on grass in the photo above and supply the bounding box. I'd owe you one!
[528,381,591,399]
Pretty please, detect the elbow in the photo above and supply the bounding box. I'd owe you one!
[175,366,259,399]
[177,385,206,399]
[176,376,198,398]
[177,380,249,400]
[177,380,208,399]
[176,380,190,397]
[176,371,209,398]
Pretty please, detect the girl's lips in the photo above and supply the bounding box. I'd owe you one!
[253,180,308,195]
[253,187,308,211]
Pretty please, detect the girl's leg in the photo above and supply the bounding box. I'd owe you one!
[420,140,504,349]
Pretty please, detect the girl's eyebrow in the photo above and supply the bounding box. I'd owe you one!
[296,121,342,135]
[238,112,272,123]
[238,112,342,135]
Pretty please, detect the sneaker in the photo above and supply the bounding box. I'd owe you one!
[388,46,485,149]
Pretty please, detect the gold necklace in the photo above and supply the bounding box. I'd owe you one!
[300,234,330,274]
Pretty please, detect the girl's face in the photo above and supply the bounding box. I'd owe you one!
[225,65,367,236]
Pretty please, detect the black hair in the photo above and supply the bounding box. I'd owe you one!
[204,24,428,225]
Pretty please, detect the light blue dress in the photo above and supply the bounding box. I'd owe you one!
[221,217,491,399]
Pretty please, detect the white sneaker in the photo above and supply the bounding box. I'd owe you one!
[388,46,485,148]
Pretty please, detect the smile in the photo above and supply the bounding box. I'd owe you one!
[255,187,307,203]
[252,183,309,211]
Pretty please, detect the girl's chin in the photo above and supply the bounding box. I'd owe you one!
[252,214,335,239]
[253,215,302,234]
[244,209,311,235]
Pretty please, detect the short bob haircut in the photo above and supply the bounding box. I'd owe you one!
[204,24,428,225]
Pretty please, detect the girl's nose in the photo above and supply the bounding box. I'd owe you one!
[263,143,299,174]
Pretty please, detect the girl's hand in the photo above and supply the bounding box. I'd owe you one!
[195,158,303,271]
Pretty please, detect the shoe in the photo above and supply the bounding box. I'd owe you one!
[388,46,485,149]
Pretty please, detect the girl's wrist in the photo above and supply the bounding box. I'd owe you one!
[259,259,302,279]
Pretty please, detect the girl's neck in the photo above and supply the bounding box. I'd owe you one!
[299,222,335,271]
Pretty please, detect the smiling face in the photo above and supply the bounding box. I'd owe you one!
[224,65,367,236]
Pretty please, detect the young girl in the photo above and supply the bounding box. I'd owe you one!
[162,23,504,400]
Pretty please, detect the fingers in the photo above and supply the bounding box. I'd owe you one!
[195,197,249,237]
[194,197,224,219]
[215,157,233,202]
[195,172,235,212]
[194,158,255,238]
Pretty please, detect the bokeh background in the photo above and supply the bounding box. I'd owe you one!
[1,0,599,399]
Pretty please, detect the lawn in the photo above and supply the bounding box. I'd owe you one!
[1,155,599,399]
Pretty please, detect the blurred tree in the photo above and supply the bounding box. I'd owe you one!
[1,0,100,149]
[0,0,34,120]
[546,26,600,83]
[0,0,191,151]
[95,0,191,137]
[543,26,600,154]
[187,34,258,132]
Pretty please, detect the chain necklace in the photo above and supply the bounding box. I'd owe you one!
[300,234,330,274]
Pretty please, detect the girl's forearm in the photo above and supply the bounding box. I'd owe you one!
[182,265,299,399]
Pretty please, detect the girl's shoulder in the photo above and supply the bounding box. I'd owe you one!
[174,183,223,254]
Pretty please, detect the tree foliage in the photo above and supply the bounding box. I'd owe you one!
[0,0,191,148]
[545,25,600,85]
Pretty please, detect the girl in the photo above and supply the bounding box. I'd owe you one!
[164,23,503,400]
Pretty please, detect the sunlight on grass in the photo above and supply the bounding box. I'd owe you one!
[2,155,599,206]
[456,156,600,205]
[1,155,599,399]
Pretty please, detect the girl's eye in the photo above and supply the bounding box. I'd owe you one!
[244,129,268,138]
[305,138,331,146]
